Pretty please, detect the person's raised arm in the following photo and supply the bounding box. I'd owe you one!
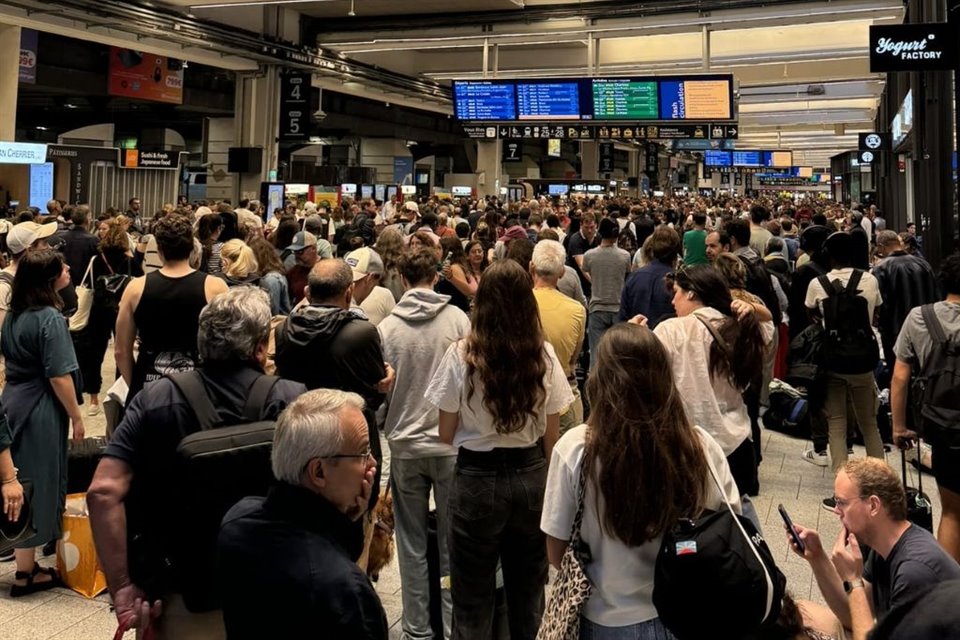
[786,522,853,629]
[890,359,917,448]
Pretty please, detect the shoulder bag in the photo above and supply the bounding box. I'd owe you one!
[537,455,592,640]
[68,257,96,332]
[0,479,36,555]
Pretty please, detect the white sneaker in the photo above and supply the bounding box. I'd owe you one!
[802,447,829,467]
[87,403,101,417]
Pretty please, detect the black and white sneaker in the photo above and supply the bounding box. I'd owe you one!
[822,497,837,512]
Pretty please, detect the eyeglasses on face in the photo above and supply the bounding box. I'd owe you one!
[325,445,374,461]
[832,495,866,509]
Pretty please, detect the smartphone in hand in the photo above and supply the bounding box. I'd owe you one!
[778,503,806,554]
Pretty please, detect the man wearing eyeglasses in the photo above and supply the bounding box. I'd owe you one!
[785,458,960,640]
[217,389,387,640]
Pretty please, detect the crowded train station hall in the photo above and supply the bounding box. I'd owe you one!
[0,0,959,638]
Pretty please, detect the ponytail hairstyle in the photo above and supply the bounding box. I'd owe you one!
[674,264,765,391]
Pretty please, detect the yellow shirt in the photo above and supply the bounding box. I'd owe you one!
[534,287,586,380]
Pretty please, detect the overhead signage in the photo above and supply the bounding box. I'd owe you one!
[453,74,735,123]
[598,142,614,173]
[451,186,473,196]
[279,70,310,141]
[108,48,184,105]
[461,125,498,139]
[704,150,733,167]
[673,139,736,151]
[494,122,737,141]
[46,144,116,204]
[763,151,793,168]
[869,23,955,72]
[734,172,743,186]
[858,150,876,165]
[19,29,37,85]
[858,132,891,151]
[502,141,522,162]
[121,149,178,170]
[0,141,48,164]
[645,143,659,174]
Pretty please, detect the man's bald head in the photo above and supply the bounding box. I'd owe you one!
[307,259,353,304]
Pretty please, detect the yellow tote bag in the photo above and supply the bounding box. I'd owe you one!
[57,493,108,598]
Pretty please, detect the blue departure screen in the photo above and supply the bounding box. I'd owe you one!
[516,82,580,120]
[453,81,516,120]
[733,151,762,167]
[704,150,732,167]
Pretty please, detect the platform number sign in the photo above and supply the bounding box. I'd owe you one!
[502,141,522,163]
[280,71,310,141]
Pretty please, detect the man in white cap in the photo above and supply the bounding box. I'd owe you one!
[0,221,59,326]
[390,201,419,237]
[285,231,319,307]
[345,247,395,326]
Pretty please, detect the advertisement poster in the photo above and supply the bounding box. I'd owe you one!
[19,29,37,85]
[108,48,184,104]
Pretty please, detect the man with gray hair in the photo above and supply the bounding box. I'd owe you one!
[89,287,306,639]
[218,389,387,639]
[531,239,586,434]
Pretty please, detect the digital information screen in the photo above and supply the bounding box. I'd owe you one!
[764,151,793,168]
[453,81,516,120]
[795,167,813,178]
[733,151,762,167]
[360,184,374,200]
[451,186,473,196]
[548,184,569,195]
[660,79,732,120]
[592,80,659,120]
[704,150,732,167]
[516,82,581,120]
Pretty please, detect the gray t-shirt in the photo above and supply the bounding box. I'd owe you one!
[863,523,960,617]
[582,245,631,313]
[893,301,960,367]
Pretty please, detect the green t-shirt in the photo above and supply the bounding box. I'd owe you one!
[683,229,709,266]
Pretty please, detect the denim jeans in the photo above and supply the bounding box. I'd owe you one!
[588,311,619,369]
[825,371,885,473]
[579,617,675,640]
[391,455,457,640]
[448,446,548,640]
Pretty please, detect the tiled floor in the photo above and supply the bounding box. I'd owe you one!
[0,362,942,638]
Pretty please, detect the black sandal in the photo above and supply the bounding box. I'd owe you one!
[9,563,62,598]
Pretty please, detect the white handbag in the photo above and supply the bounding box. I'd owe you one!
[68,256,96,332]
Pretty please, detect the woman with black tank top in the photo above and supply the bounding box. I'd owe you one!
[115,215,228,405]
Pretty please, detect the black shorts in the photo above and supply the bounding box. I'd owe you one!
[926,424,960,495]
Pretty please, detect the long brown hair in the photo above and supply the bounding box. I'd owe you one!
[464,260,546,434]
[584,323,708,545]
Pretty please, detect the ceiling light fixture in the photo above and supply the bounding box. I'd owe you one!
[347,0,355,17]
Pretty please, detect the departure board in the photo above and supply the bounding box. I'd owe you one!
[763,151,793,168]
[660,79,733,120]
[733,151,762,167]
[592,80,658,120]
[516,82,581,120]
[704,150,732,167]
[453,81,516,121]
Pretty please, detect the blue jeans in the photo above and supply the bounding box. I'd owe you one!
[391,455,457,640]
[448,446,548,640]
[580,617,675,640]
[588,311,619,369]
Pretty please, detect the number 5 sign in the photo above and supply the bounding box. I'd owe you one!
[280,70,311,141]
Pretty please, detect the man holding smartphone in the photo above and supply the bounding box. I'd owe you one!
[785,459,960,640]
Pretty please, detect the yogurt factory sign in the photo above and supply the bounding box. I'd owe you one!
[869,23,955,72]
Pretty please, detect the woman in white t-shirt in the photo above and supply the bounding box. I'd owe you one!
[652,264,773,500]
[426,259,573,640]
[541,323,741,638]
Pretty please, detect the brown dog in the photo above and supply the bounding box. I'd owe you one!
[366,489,395,581]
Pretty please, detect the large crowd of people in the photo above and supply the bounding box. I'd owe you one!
[0,191,958,639]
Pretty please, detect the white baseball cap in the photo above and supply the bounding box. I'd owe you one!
[7,221,58,255]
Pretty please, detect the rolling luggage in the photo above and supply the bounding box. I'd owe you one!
[901,447,933,533]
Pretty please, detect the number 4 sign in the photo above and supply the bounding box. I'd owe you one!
[280,70,311,141]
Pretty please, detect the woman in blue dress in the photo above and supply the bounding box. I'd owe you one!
[1,249,84,597]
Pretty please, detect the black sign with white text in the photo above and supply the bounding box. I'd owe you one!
[859,132,891,151]
[599,142,614,173]
[279,71,310,141]
[869,23,956,72]
[502,141,522,162]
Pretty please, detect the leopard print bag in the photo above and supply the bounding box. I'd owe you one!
[536,457,591,640]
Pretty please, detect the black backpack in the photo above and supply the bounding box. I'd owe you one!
[817,270,879,374]
[654,460,786,640]
[913,304,960,432]
[168,371,280,613]
[336,213,375,255]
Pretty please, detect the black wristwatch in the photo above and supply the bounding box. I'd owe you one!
[844,579,865,594]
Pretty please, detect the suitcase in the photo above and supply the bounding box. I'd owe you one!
[901,447,933,533]
[67,437,108,494]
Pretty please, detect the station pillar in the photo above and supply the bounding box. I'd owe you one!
[0,25,21,141]
[475,139,502,199]
[580,141,599,179]
[233,68,283,202]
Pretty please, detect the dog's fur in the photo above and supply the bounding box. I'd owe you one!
[366,490,395,581]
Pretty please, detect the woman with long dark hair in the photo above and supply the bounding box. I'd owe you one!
[248,235,290,315]
[437,236,477,313]
[426,259,573,640]
[651,264,772,500]
[542,323,740,637]
[1,249,84,596]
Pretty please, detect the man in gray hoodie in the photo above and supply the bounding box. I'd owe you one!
[378,248,470,640]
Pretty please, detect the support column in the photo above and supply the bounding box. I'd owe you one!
[0,25,21,141]
[476,140,502,199]
[580,142,599,179]
[234,68,282,202]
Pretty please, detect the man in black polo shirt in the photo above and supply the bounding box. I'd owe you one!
[566,211,600,299]
[88,287,306,639]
